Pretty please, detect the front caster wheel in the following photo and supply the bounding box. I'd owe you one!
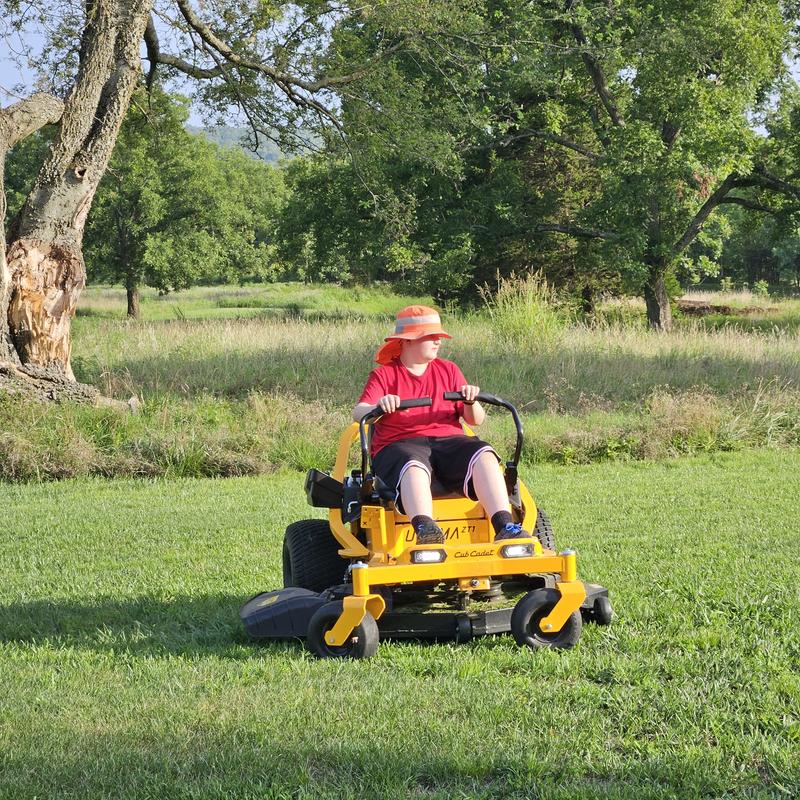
[592,595,613,626]
[511,588,582,650]
[306,601,379,659]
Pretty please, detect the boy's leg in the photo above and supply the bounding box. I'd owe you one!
[399,464,445,544]
[373,438,443,544]
[398,465,434,519]
[470,450,511,518]
[470,451,530,540]
[432,437,532,541]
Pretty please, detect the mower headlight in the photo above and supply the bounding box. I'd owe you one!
[500,543,533,559]
[411,549,447,564]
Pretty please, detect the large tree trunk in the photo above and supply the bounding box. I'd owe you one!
[0,94,65,364]
[644,270,673,331]
[6,0,153,379]
[126,284,140,318]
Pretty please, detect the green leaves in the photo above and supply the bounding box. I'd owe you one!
[84,87,286,295]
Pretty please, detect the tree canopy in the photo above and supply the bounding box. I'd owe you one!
[84,88,285,315]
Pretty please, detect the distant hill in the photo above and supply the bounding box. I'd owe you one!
[185,125,285,162]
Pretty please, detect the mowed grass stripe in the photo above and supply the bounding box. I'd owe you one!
[1,450,799,798]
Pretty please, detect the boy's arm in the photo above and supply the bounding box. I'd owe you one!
[460,385,486,426]
[352,402,376,422]
[354,368,388,421]
[352,396,402,421]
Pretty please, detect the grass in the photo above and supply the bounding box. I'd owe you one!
[1,449,799,798]
[76,283,436,322]
[2,281,800,480]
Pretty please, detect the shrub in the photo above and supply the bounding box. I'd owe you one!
[479,273,572,347]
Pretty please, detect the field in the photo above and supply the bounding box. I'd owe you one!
[2,450,799,799]
[2,282,800,480]
[2,282,800,798]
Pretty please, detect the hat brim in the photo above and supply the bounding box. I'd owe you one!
[384,329,451,342]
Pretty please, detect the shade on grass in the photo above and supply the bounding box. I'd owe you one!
[1,450,799,798]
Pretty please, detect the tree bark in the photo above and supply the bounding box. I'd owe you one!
[0,94,65,364]
[126,284,140,318]
[644,270,673,331]
[5,0,153,379]
[580,285,595,316]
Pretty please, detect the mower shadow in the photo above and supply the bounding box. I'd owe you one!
[0,593,312,660]
[0,593,533,659]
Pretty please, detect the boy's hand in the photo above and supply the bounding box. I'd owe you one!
[460,384,480,405]
[377,394,402,413]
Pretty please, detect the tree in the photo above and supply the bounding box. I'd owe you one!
[84,88,285,316]
[296,1,800,326]
[0,0,443,380]
[489,1,800,327]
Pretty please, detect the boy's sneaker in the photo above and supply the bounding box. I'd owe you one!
[415,520,445,544]
[494,522,532,541]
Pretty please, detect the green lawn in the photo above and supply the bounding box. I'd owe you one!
[2,450,799,798]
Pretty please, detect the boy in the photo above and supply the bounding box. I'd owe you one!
[353,305,532,544]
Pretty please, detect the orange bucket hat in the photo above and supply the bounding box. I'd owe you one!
[375,305,451,365]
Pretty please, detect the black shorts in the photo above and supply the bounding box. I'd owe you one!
[372,435,499,514]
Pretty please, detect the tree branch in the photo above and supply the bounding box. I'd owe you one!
[567,14,625,127]
[173,0,407,92]
[154,52,226,80]
[0,93,64,149]
[487,129,600,160]
[718,196,779,214]
[752,168,800,201]
[536,222,618,240]
[143,15,161,91]
[673,172,739,255]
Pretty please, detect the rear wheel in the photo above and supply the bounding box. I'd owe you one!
[511,588,582,650]
[283,519,347,593]
[533,509,556,551]
[306,601,379,659]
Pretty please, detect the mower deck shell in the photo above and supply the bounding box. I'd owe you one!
[240,581,610,642]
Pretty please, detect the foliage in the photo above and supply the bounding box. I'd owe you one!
[84,88,286,298]
[283,0,799,317]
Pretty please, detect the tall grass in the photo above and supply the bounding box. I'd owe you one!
[479,273,572,345]
[4,281,800,480]
[71,308,800,409]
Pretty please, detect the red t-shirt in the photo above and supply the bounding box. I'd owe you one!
[358,357,468,455]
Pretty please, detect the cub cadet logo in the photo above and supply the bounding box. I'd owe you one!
[404,524,476,542]
[455,548,494,559]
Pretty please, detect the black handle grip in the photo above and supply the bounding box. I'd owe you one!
[443,390,501,405]
[399,397,433,409]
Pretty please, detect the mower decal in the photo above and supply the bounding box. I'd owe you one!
[403,524,476,543]
[454,549,494,559]
[257,595,280,608]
